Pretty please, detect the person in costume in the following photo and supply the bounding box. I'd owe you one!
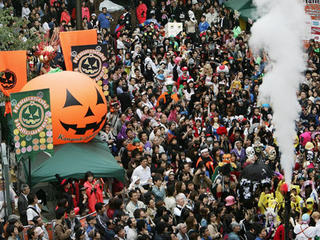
[83,171,104,213]
[156,77,179,111]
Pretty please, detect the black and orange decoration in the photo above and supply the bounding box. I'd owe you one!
[60,30,97,71]
[21,71,107,145]
[0,50,27,94]
[71,44,108,86]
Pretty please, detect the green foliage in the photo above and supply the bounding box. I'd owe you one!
[0,7,40,51]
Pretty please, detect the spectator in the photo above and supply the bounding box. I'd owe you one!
[54,208,72,240]
[26,192,41,225]
[18,184,30,226]
[98,7,113,31]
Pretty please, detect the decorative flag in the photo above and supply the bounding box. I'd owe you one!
[71,44,108,87]
[233,26,242,38]
[60,30,97,71]
[10,88,53,158]
[0,50,27,94]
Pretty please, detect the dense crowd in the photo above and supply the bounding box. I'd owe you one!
[2,0,320,239]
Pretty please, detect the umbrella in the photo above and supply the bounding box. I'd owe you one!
[238,162,273,206]
[240,162,273,181]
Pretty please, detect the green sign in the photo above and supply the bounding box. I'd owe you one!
[10,88,53,157]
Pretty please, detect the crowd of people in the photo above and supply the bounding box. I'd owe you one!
[1,0,320,239]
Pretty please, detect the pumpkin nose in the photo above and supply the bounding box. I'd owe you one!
[85,107,94,117]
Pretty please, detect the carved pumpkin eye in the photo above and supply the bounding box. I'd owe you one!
[64,89,82,108]
[96,88,104,105]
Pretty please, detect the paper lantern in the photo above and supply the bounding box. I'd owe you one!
[22,71,107,145]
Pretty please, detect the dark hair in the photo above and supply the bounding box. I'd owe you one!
[114,225,124,234]
[27,227,35,239]
[136,219,146,232]
[55,207,66,219]
[95,202,104,212]
[27,192,37,205]
[128,190,137,198]
[153,174,162,182]
[75,228,85,239]
[133,208,143,219]
[33,216,40,224]
[57,198,68,208]
[6,224,16,236]
[166,184,175,197]
[85,171,94,181]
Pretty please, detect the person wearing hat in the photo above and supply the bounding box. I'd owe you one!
[177,66,192,91]
[294,213,320,239]
[156,76,180,111]
[33,216,49,240]
[195,148,215,177]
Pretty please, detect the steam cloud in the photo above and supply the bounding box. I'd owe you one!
[249,0,308,184]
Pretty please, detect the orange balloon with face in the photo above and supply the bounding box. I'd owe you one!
[22,71,107,145]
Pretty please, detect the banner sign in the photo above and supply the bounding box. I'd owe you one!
[305,1,320,41]
[71,44,108,87]
[0,50,27,94]
[59,30,97,71]
[10,88,53,157]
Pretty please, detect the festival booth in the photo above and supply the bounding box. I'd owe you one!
[20,138,125,186]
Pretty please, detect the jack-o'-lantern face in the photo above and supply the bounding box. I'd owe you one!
[0,70,17,90]
[21,105,43,127]
[59,88,106,134]
[21,71,107,145]
[79,55,101,77]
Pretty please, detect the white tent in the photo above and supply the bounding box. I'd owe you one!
[99,0,124,12]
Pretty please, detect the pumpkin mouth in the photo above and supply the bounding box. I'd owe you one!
[59,114,106,135]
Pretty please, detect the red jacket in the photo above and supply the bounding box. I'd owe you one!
[60,11,71,23]
[84,180,104,213]
[273,224,284,240]
[82,7,90,21]
[136,3,147,24]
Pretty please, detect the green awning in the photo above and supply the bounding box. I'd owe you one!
[24,138,125,185]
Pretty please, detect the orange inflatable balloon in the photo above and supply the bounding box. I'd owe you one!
[22,71,107,145]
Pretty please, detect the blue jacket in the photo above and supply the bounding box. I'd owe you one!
[98,13,112,29]
[199,21,210,32]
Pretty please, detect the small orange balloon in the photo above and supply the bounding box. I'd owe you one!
[22,71,107,145]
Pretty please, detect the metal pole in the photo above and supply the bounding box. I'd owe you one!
[28,157,31,187]
[76,0,82,30]
[284,192,290,240]
[1,143,12,217]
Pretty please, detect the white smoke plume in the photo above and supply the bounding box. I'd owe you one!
[249,0,308,185]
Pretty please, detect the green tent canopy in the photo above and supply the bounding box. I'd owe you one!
[224,0,257,21]
[23,138,125,185]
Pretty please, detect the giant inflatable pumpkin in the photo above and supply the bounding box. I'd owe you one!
[22,71,107,145]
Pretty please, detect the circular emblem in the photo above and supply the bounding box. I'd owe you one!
[0,70,17,90]
[71,51,78,57]
[78,53,102,78]
[13,96,50,136]
[19,102,45,129]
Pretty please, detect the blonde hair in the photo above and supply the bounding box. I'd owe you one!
[312,211,320,220]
